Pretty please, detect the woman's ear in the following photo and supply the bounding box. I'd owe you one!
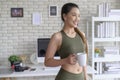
[63,14,66,21]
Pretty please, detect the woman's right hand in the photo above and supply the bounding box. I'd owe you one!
[64,54,77,65]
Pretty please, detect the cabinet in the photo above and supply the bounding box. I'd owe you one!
[92,17,120,80]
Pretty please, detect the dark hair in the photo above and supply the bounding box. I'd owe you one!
[61,3,79,21]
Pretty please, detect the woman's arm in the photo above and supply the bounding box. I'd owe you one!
[44,32,64,67]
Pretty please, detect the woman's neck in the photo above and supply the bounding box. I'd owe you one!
[63,26,75,34]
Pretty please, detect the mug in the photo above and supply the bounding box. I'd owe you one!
[76,53,87,66]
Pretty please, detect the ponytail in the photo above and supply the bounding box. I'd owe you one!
[74,28,88,57]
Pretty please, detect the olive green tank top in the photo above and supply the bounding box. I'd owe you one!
[57,30,85,59]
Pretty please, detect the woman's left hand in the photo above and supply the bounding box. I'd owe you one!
[64,54,77,65]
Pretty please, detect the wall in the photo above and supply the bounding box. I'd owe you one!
[0,0,120,80]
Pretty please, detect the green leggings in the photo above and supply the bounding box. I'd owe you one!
[55,68,84,80]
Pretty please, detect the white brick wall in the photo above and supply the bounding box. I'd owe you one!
[0,0,120,80]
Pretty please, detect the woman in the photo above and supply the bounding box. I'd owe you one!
[44,2,88,80]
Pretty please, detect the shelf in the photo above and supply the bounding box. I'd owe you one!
[94,37,120,42]
[92,17,120,21]
[94,73,120,79]
[92,16,120,80]
[94,56,120,62]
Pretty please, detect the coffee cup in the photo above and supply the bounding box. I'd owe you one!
[76,53,87,66]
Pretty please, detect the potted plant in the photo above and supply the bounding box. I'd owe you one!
[94,48,101,57]
[8,55,22,70]
[8,55,21,63]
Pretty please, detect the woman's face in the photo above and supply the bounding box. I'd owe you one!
[63,7,80,28]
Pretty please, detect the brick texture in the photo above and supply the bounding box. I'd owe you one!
[0,0,120,80]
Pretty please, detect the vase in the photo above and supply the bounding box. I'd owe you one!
[95,53,99,57]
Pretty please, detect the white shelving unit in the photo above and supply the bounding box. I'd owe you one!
[92,17,120,80]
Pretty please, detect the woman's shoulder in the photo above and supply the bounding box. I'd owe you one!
[50,31,62,48]
[51,31,62,41]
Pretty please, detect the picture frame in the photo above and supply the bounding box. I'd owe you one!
[49,5,58,17]
[11,8,23,17]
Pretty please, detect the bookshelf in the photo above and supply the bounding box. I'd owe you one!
[92,17,120,80]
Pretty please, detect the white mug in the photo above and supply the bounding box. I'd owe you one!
[76,53,87,66]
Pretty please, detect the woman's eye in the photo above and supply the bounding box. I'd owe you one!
[72,14,76,16]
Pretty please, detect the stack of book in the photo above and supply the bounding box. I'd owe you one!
[103,46,119,57]
[104,62,120,74]
[96,22,116,38]
[109,9,120,17]
[94,62,103,74]
[97,3,120,17]
[98,2,109,17]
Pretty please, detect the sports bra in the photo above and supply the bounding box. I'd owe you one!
[57,30,85,59]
